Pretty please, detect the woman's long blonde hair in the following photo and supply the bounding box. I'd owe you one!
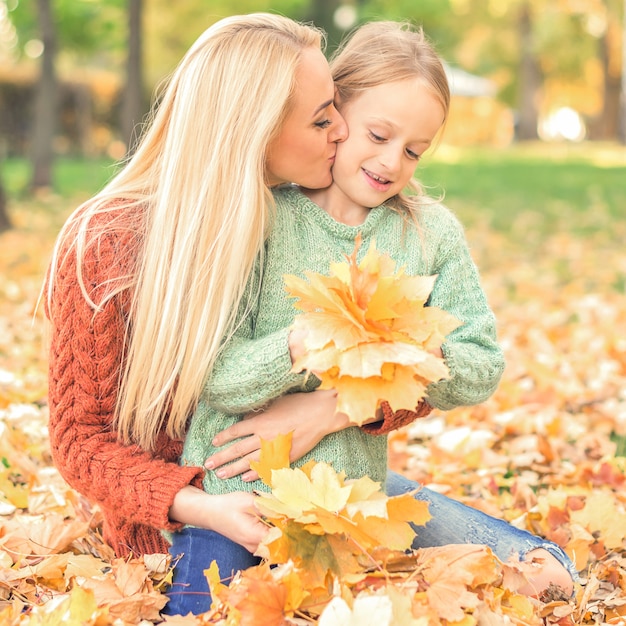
[330,21,450,215]
[47,14,323,451]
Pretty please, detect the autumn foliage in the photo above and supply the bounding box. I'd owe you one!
[285,235,461,424]
[1,196,626,624]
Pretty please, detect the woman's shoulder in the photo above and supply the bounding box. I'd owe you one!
[57,198,145,279]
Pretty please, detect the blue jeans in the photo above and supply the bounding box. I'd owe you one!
[163,470,577,616]
[164,528,261,616]
[385,471,577,577]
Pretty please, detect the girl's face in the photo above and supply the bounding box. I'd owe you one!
[331,78,445,209]
[266,47,348,189]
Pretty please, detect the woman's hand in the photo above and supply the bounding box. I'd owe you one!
[210,492,269,553]
[169,486,268,553]
[205,390,351,482]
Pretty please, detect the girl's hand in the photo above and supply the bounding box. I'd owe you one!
[169,486,268,553]
[205,390,351,481]
[288,327,308,365]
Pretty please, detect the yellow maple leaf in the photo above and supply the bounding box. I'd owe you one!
[284,235,462,424]
[386,491,432,528]
[277,567,310,614]
[223,563,290,626]
[257,462,353,520]
[349,511,417,552]
[249,431,292,487]
[34,586,100,625]
[258,521,363,590]
[345,474,385,503]
[256,457,429,577]
[204,560,229,603]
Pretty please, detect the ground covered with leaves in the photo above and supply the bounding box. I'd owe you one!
[0,183,625,624]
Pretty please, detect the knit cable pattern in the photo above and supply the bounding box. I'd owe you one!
[45,207,204,557]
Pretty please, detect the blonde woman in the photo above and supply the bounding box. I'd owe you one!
[44,11,347,603]
[183,20,577,613]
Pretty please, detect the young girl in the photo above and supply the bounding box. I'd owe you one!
[173,21,576,615]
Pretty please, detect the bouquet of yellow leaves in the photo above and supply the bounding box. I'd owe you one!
[284,235,462,425]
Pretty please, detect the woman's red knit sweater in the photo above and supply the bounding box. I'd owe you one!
[45,206,204,558]
[43,204,429,558]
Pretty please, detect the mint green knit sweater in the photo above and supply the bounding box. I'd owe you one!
[181,187,504,495]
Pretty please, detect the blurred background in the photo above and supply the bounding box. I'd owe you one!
[0,1,625,202]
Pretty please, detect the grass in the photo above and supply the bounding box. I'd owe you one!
[2,157,118,200]
[417,142,626,236]
[1,141,625,239]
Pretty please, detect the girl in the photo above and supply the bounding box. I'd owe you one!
[175,20,576,615]
[44,12,347,568]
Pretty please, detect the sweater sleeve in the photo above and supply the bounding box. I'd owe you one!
[423,212,505,410]
[360,399,433,435]
[45,220,204,532]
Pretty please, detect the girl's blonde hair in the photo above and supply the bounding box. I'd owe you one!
[330,21,449,215]
[47,13,323,451]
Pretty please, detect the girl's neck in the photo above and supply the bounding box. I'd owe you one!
[303,186,370,226]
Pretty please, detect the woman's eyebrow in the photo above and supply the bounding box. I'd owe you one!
[313,98,334,115]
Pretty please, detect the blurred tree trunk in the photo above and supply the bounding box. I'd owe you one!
[598,26,621,140]
[31,0,58,191]
[619,0,626,145]
[122,0,144,156]
[0,178,10,232]
[589,0,622,140]
[516,1,541,141]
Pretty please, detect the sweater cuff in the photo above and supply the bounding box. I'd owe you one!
[360,400,433,436]
[144,464,206,532]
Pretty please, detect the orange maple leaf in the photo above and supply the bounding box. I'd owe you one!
[222,563,289,626]
[416,544,501,622]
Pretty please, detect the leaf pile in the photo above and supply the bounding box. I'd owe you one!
[200,434,551,625]
[285,235,461,424]
[1,209,626,624]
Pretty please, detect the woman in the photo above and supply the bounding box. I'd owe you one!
[44,12,347,561]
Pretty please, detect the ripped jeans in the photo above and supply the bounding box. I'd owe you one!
[163,470,577,616]
[386,471,577,576]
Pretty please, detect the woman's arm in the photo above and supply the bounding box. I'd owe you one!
[205,389,352,480]
[169,486,268,553]
[46,224,205,533]
[204,387,434,481]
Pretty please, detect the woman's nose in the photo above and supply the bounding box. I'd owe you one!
[330,109,348,143]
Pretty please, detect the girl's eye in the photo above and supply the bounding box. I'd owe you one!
[315,119,332,129]
[369,131,386,143]
[406,149,420,160]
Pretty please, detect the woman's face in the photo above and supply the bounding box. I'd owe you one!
[266,47,348,189]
